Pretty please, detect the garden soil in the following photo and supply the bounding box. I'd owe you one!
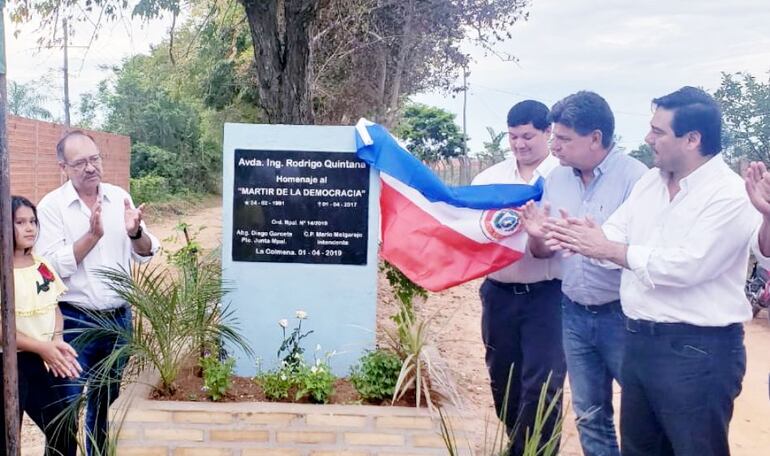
[21,201,770,454]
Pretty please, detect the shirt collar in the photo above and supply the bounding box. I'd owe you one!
[571,143,621,177]
[513,154,559,181]
[669,153,726,192]
[62,180,112,206]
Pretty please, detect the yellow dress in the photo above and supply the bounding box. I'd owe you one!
[0,256,67,342]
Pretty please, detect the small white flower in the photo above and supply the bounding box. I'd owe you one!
[310,366,318,374]
[295,310,308,319]
[280,374,287,381]
[201,385,210,392]
[315,344,322,352]
[278,319,288,328]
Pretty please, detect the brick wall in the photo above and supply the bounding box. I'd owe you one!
[113,371,469,456]
[7,115,131,203]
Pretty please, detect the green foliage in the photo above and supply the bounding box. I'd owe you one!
[130,174,171,204]
[12,0,530,126]
[394,103,468,162]
[478,127,510,162]
[382,261,427,363]
[257,367,293,401]
[381,261,458,410]
[295,360,336,404]
[75,92,99,129]
[630,143,654,168]
[382,261,427,309]
[7,79,53,121]
[439,369,564,456]
[80,223,251,396]
[256,313,336,404]
[200,355,235,401]
[350,349,402,402]
[256,357,336,404]
[714,71,770,164]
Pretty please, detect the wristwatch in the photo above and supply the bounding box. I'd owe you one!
[129,226,143,240]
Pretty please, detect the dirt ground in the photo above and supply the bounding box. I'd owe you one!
[21,201,770,454]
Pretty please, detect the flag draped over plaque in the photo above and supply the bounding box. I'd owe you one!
[354,119,544,292]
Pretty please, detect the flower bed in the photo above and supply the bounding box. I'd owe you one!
[112,369,466,455]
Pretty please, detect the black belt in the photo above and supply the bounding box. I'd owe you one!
[486,278,560,295]
[625,318,743,336]
[59,301,128,316]
[565,297,621,313]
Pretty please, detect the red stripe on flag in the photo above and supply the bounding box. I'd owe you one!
[380,181,524,292]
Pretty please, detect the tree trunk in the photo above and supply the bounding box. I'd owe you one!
[383,0,415,127]
[240,0,318,124]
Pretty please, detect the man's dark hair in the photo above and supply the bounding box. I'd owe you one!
[56,130,98,162]
[652,86,722,156]
[548,91,615,148]
[11,195,38,252]
[507,100,550,131]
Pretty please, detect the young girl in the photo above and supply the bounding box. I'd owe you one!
[0,196,81,456]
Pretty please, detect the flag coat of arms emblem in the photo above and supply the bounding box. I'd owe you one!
[355,119,543,291]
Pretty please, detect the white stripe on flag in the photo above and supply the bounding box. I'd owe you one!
[381,173,527,251]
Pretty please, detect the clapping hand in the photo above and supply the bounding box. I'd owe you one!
[744,162,770,217]
[518,200,552,239]
[124,198,145,238]
[544,210,610,259]
[89,201,104,238]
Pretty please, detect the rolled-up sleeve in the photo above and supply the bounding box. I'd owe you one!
[626,197,757,289]
[131,224,160,263]
[751,224,770,269]
[35,200,78,278]
[590,199,630,270]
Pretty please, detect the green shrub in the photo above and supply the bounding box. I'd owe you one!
[350,349,401,402]
[130,174,170,204]
[200,355,235,401]
[295,361,336,404]
[257,367,293,401]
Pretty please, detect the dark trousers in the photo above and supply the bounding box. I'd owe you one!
[54,302,132,456]
[480,278,566,455]
[0,351,77,456]
[621,318,746,456]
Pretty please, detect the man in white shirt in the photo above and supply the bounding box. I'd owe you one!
[472,100,564,453]
[36,131,160,455]
[543,87,754,455]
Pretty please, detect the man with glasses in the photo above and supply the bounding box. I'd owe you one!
[36,130,160,455]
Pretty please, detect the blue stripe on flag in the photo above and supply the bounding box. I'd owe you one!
[355,123,543,210]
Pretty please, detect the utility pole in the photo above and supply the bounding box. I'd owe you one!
[63,18,71,127]
[0,0,22,453]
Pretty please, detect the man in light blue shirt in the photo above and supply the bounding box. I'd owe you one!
[521,91,646,456]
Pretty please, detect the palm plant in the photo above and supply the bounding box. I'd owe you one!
[439,369,565,456]
[90,254,250,394]
[383,261,460,411]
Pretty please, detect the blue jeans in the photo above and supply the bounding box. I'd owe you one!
[480,279,566,455]
[561,296,624,456]
[621,319,745,456]
[55,302,132,456]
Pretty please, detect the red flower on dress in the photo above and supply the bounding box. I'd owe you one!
[38,263,55,283]
[36,263,55,294]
